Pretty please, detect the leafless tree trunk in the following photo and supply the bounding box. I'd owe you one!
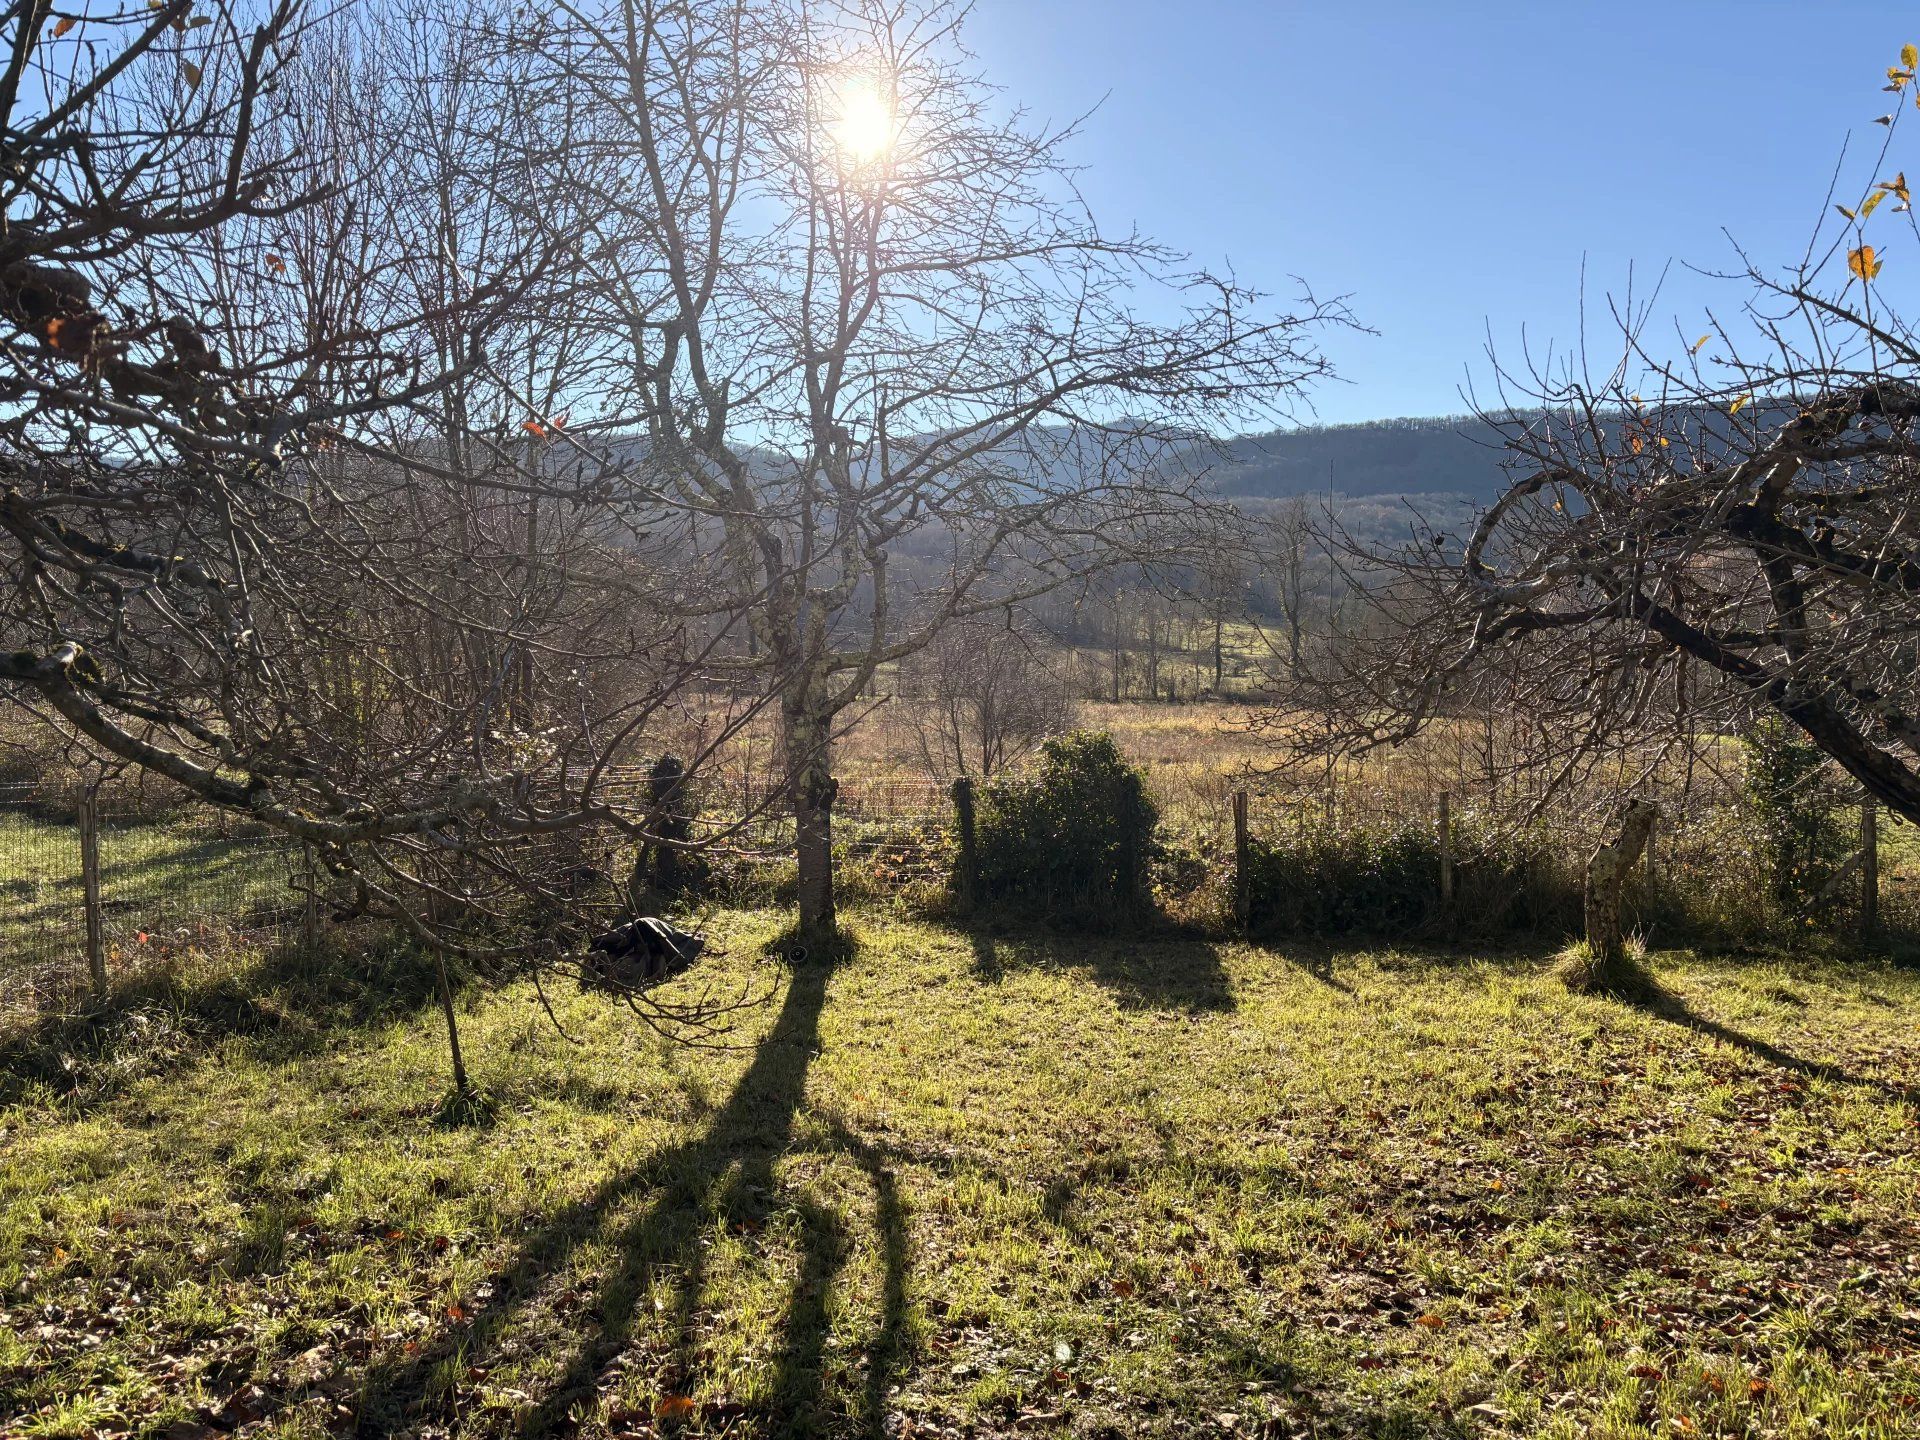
[1577,800,1659,989]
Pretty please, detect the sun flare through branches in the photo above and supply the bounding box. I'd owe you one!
[830,77,897,164]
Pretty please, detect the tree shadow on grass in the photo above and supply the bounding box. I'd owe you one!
[958,921,1236,1013]
[1611,962,1917,1103]
[353,949,913,1438]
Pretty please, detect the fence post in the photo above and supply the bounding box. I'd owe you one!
[1861,801,1879,937]
[1232,790,1251,931]
[951,776,979,908]
[1437,790,1454,908]
[78,784,106,999]
[301,841,320,951]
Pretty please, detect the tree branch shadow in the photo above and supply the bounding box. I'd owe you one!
[1615,966,1917,1103]
[354,954,913,1437]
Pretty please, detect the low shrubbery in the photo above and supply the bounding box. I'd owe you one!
[967,731,1159,919]
[1228,801,1878,951]
[1239,814,1584,941]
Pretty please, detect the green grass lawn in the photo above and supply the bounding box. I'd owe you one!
[2,917,1917,1438]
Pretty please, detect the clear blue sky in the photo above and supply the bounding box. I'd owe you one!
[966,1,1920,425]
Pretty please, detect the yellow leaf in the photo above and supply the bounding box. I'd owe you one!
[1904,42,1917,69]
[1849,244,1883,281]
[181,59,202,88]
[1692,334,1711,354]
[1862,189,1886,219]
[1729,393,1752,416]
[1837,204,1857,221]
[1881,170,1912,202]
[1889,66,1913,89]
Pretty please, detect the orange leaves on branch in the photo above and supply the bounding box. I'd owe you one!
[44,313,102,357]
[51,15,76,36]
[1849,244,1883,282]
[264,253,287,274]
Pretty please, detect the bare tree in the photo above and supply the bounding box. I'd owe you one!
[500,0,1343,944]
[0,0,763,1076]
[1266,494,1313,677]
[897,614,1071,780]
[1279,49,1920,832]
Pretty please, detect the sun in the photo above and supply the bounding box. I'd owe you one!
[831,80,896,164]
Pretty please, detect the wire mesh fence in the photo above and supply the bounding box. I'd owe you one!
[0,781,316,1021]
[2,756,1905,1020]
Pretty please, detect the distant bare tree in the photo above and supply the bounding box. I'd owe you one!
[898,616,1071,780]
[1267,495,1313,676]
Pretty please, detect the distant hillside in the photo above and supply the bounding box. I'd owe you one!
[1205,414,1513,506]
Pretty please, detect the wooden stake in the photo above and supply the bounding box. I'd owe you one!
[1232,789,1251,930]
[951,776,979,908]
[1862,801,1879,936]
[79,785,105,999]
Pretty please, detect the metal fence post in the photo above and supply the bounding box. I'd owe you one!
[1862,801,1879,936]
[1232,789,1251,931]
[1437,790,1454,907]
[78,784,106,999]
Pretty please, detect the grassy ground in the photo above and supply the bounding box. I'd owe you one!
[0,810,295,942]
[3,916,1917,1439]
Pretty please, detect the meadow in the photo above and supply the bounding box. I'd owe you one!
[3,914,1917,1439]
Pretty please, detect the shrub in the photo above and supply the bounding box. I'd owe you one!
[1742,718,1853,922]
[970,731,1158,916]
[1241,813,1583,941]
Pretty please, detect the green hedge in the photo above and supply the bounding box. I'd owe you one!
[970,731,1158,916]
[1241,815,1583,940]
